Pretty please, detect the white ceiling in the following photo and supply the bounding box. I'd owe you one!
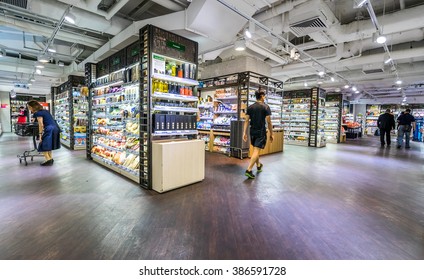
[0,0,424,104]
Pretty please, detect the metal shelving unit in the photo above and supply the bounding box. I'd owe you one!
[52,75,87,150]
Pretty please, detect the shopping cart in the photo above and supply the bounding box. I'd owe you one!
[15,122,44,165]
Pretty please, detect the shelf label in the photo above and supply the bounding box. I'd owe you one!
[152,55,166,75]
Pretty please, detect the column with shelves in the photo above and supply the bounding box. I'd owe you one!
[54,89,70,147]
[198,73,240,154]
[283,90,311,146]
[309,87,326,147]
[140,24,203,192]
[365,104,380,135]
[323,94,342,143]
[53,75,87,150]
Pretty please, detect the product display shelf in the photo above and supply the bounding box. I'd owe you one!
[90,65,141,183]
[10,95,48,132]
[139,24,203,192]
[199,72,283,157]
[283,93,311,146]
[309,87,326,147]
[53,75,87,150]
[54,92,71,148]
[198,73,240,154]
[323,94,342,143]
[365,104,380,135]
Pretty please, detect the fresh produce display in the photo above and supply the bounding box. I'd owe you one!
[90,63,141,179]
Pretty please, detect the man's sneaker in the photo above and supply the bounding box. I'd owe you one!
[245,170,255,179]
[257,163,263,173]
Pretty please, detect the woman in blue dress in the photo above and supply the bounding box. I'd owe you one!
[27,100,61,166]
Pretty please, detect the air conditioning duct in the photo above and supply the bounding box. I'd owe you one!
[288,0,337,37]
[362,63,385,74]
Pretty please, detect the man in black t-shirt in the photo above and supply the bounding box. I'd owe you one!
[377,109,395,147]
[243,90,273,179]
[397,108,415,149]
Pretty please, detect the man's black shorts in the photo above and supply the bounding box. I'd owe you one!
[250,134,267,149]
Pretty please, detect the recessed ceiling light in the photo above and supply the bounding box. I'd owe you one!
[318,71,325,76]
[352,86,357,91]
[396,80,402,85]
[35,69,42,75]
[344,84,350,89]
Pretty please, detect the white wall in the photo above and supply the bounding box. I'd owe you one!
[200,56,272,79]
[0,91,11,132]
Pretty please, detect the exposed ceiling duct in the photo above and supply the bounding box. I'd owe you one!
[81,0,253,64]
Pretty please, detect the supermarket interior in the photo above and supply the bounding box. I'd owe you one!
[0,0,424,260]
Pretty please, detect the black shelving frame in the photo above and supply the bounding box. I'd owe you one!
[309,87,326,147]
[198,71,284,157]
[139,24,199,189]
[53,75,86,150]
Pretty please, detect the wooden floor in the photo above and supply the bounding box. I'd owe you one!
[0,133,423,260]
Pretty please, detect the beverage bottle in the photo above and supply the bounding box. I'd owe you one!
[163,81,169,93]
[159,80,164,92]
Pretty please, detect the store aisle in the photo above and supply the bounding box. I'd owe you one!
[0,133,423,260]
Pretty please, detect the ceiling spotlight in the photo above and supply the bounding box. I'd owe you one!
[35,68,42,75]
[65,12,76,24]
[48,46,56,53]
[354,0,368,8]
[57,61,65,67]
[245,29,252,39]
[344,84,350,89]
[397,87,402,90]
[30,77,36,82]
[317,79,323,85]
[234,39,246,51]
[27,82,32,86]
[376,35,386,44]
[384,58,392,64]
[330,76,335,82]
[355,90,360,93]
[0,48,6,57]
[352,86,357,91]
[304,82,308,87]
[396,80,402,85]
[38,55,49,63]
[318,71,325,76]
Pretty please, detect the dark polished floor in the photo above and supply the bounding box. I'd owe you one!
[0,133,423,260]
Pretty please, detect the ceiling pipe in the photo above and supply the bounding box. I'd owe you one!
[0,17,105,48]
[245,41,289,65]
[272,46,424,77]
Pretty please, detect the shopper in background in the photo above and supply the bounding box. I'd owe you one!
[397,111,404,129]
[17,106,28,124]
[27,100,61,166]
[377,109,395,147]
[243,90,273,179]
[397,108,415,149]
